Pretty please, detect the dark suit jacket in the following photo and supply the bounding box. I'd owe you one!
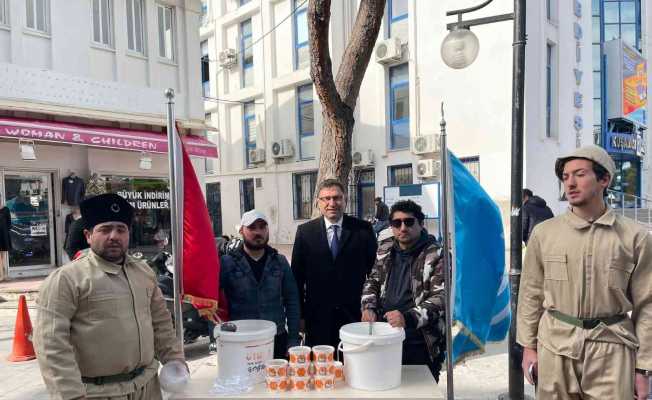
[291,214,377,347]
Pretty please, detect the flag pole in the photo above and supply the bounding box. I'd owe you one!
[165,88,185,353]
[439,102,454,399]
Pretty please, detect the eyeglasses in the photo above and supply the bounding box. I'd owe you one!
[389,217,417,228]
[318,195,344,203]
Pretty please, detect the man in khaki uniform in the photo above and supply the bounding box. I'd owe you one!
[34,193,186,400]
[517,145,652,399]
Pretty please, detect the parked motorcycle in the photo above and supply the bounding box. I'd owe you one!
[146,251,211,345]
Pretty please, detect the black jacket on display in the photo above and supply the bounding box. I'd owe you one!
[291,215,377,348]
[522,196,554,244]
[61,176,86,206]
[0,206,11,251]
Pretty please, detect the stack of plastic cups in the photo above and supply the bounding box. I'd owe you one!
[288,346,312,392]
[312,345,337,391]
[264,359,288,392]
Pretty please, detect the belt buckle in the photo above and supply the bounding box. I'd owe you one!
[582,319,599,329]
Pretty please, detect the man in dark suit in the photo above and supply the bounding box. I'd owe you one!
[292,179,377,348]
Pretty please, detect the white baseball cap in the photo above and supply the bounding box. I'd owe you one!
[239,209,269,228]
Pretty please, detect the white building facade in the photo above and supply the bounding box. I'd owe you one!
[201,0,651,246]
[0,0,211,280]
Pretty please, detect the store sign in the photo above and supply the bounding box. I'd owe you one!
[30,224,47,237]
[605,40,648,128]
[606,131,643,155]
[572,0,584,147]
[0,117,219,158]
[117,190,170,210]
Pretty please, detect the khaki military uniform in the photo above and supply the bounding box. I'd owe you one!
[517,208,652,399]
[34,250,184,400]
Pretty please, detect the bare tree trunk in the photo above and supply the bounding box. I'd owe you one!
[308,0,385,213]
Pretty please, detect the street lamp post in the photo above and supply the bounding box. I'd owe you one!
[442,1,527,399]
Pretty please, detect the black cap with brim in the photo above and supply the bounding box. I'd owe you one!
[80,193,134,230]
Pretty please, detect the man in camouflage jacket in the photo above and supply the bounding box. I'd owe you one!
[361,200,446,380]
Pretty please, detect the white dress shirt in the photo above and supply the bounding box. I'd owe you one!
[324,216,343,248]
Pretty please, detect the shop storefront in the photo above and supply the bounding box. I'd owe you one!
[0,116,217,280]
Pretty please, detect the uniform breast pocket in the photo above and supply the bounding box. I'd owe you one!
[543,255,568,281]
[608,260,634,290]
[87,294,132,320]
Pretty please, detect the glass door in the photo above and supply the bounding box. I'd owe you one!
[3,171,55,277]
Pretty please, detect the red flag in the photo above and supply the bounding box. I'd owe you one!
[180,141,228,322]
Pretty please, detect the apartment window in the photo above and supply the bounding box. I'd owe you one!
[592,0,603,144]
[603,0,640,50]
[157,5,175,60]
[26,0,49,33]
[298,84,314,159]
[200,0,208,25]
[240,0,252,5]
[201,40,210,97]
[91,0,113,47]
[293,0,309,69]
[388,164,412,186]
[293,171,317,220]
[243,102,257,167]
[460,156,480,181]
[241,19,253,87]
[127,0,145,54]
[545,43,556,138]
[0,0,9,27]
[389,63,409,150]
[388,0,408,38]
[546,0,551,20]
[239,178,255,215]
[204,113,215,173]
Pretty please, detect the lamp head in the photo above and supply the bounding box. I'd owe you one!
[441,27,480,69]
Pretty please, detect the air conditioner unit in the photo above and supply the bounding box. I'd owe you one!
[411,134,440,155]
[416,159,441,179]
[352,149,375,166]
[375,38,402,64]
[271,139,294,159]
[218,48,237,68]
[248,148,266,164]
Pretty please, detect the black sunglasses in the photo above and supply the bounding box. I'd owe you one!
[389,217,417,228]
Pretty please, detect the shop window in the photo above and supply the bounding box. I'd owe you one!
[297,84,314,160]
[294,0,308,70]
[201,40,210,97]
[239,178,255,215]
[293,171,317,220]
[0,0,9,27]
[243,102,256,167]
[240,19,253,87]
[91,0,113,47]
[104,176,171,258]
[206,182,222,237]
[460,156,480,181]
[26,0,49,33]
[389,63,409,150]
[157,4,175,61]
[127,0,145,54]
[388,164,412,186]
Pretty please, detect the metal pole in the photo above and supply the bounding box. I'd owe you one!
[165,88,184,353]
[439,103,455,400]
[506,0,526,398]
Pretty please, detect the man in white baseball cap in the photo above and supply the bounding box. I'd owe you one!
[220,209,300,358]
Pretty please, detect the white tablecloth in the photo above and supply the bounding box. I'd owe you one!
[170,364,444,399]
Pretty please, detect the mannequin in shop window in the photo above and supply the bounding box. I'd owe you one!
[61,172,85,206]
[63,207,81,260]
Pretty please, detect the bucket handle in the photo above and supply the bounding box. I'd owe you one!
[337,340,373,360]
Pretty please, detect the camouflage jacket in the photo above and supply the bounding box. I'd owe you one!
[361,234,446,362]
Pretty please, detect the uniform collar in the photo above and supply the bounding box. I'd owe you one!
[89,249,125,275]
[564,206,615,229]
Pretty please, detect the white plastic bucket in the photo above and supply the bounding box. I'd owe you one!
[338,322,405,391]
[215,320,276,384]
